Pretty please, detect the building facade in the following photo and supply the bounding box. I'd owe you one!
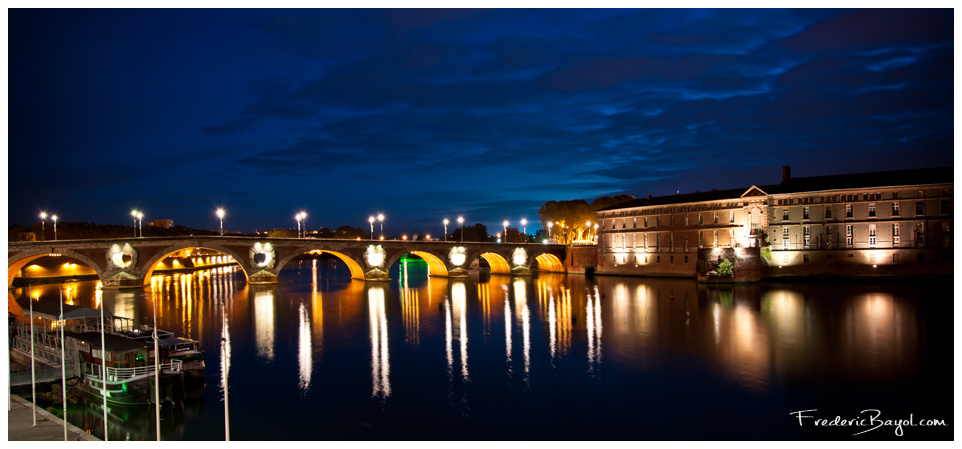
[595,166,952,279]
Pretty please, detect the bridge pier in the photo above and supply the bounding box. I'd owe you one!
[248,269,278,285]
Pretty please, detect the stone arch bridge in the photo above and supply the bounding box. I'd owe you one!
[8,237,568,289]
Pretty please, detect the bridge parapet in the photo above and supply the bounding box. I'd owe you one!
[9,237,568,288]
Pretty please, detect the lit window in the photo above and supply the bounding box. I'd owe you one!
[729,211,735,223]
[846,204,853,218]
[869,224,877,247]
[893,223,900,246]
[803,207,810,220]
[846,225,853,246]
[868,204,876,217]
[713,230,718,248]
[893,202,900,216]
[782,209,788,220]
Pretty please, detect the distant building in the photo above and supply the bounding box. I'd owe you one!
[148,219,174,229]
[595,166,953,280]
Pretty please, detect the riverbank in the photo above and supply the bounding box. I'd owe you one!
[7,394,99,441]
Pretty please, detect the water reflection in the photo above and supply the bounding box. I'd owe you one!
[254,290,275,361]
[7,265,949,440]
[586,285,603,376]
[369,285,390,399]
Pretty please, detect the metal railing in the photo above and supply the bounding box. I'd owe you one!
[83,360,183,383]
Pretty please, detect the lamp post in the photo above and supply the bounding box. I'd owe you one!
[296,212,306,238]
[39,212,47,241]
[301,212,307,238]
[547,221,553,241]
[503,220,509,243]
[443,218,449,242]
[137,212,143,238]
[216,208,225,236]
[52,215,58,241]
[521,218,527,244]
[377,213,385,239]
[457,216,464,243]
[368,216,375,240]
[585,221,592,242]
[131,210,139,238]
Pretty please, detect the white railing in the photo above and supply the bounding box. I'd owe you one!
[84,360,183,383]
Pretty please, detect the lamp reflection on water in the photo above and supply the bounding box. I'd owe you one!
[369,286,390,399]
[298,302,311,393]
[254,290,275,361]
[513,279,530,387]
[503,285,512,379]
[586,286,603,375]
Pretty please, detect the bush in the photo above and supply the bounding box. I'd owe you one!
[718,258,734,277]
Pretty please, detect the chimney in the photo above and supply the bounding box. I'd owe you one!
[646,194,652,200]
[782,165,792,182]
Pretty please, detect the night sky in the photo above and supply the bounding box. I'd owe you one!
[7,8,955,237]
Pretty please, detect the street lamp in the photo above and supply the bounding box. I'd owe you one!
[39,212,47,241]
[457,216,464,243]
[52,215,58,241]
[547,221,553,240]
[216,208,225,236]
[368,216,375,240]
[586,221,592,242]
[443,218,449,242]
[521,218,527,243]
[137,212,143,238]
[377,213,385,239]
[130,210,138,238]
[296,212,307,238]
[503,220,509,243]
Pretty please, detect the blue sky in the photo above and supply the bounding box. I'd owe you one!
[7,8,955,236]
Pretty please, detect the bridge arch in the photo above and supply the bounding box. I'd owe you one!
[533,253,565,272]
[408,251,449,277]
[273,244,366,280]
[479,252,511,274]
[8,248,107,288]
[140,243,251,286]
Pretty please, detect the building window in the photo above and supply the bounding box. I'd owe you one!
[621,234,626,248]
[684,233,689,251]
[916,201,924,215]
[644,233,648,250]
[670,255,674,264]
[825,206,832,219]
[782,227,789,238]
[729,211,735,223]
[803,254,810,263]
[893,202,900,216]
[869,224,877,247]
[893,224,900,246]
[684,255,689,264]
[846,225,853,246]
[698,214,703,225]
[868,204,876,217]
[622,220,626,229]
[698,232,703,248]
[846,204,853,218]
[656,234,661,250]
[656,217,661,227]
[782,209,789,221]
[941,200,950,215]
[804,226,810,249]
[633,218,637,229]
[714,212,718,224]
[669,216,674,227]
[803,207,810,220]
[713,230,718,248]
[685,215,689,226]
[917,222,925,246]
[670,233,674,251]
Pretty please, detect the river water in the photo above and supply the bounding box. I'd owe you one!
[10,258,954,440]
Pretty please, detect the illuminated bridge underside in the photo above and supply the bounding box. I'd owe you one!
[8,237,569,288]
[535,253,564,272]
[313,250,366,280]
[481,253,511,274]
[410,251,448,277]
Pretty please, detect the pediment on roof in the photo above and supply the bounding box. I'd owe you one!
[741,185,768,198]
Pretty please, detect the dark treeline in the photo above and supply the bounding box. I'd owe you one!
[9,221,222,242]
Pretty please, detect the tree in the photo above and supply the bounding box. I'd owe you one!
[334,225,367,240]
[537,194,635,244]
[718,259,734,277]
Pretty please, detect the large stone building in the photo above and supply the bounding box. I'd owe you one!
[595,166,953,280]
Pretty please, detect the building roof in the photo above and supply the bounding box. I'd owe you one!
[597,186,750,212]
[761,167,953,195]
[598,166,953,212]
